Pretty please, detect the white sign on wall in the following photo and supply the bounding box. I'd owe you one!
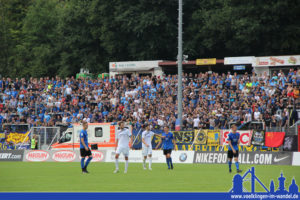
[224,56,255,65]
[253,55,300,67]
[109,60,162,72]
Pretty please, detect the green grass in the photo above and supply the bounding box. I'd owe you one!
[0,162,299,192]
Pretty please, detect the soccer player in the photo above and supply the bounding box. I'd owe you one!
[141,124,162,170]
[114,121,133,174]
[227,124,242,173]
[80,121,93,174]
[155,126,176,170]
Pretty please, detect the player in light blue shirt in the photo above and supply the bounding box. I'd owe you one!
[227,124,242,173]
[155,126,176,170]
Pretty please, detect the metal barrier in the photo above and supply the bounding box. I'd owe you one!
[30,127,60,150]
[266,126,297,135]
[5,123,297,151]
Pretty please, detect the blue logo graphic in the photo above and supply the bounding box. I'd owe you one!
[230,167,299,195]
[179,153,187,162]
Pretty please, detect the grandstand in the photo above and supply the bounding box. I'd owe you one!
[0,69,299,130]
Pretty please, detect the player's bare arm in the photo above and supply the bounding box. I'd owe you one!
[228,140,235,154]
[142,138,149,147]
[130,135,134,149]
[155,139,162,150]
[172,139,177,151]
[115,139,119,151]
[154,133,165,138]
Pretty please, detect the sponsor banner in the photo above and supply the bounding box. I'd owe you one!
[90,150,105,162]
[283,135,298,152]
[0,150,24,161]
[253,55,300,67]
[105,150,194,164]
[196,58,216,65]
[292,152,300,166]
[251,130,265,146]
[52,150,76,162]
[220,130,253,146]
[174,151,194,163]
[193,151,293,165]
[25,150,50,162]
[207,130,219,146]
[23,150,106,162]
[109,60,161,72]
[224,56,255,65]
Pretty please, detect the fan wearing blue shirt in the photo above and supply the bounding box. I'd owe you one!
[227,124,242,173]
[80,121,93,173]
[155,126,177,170]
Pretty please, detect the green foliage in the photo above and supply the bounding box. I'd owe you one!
[0,0,300,78]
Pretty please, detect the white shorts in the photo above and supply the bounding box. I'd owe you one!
[116,146,130,157]
[142,146,153,156]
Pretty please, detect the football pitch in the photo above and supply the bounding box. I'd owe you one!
[0,162,299,192]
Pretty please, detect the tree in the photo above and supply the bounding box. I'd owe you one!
[0,0,31,77]
[15,0,61,77]
[1,0,300,78]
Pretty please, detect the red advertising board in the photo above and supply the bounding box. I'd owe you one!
[91,151,105,162]
[25,150,50,162]
[52,150,76,162]
[220,130,253,146]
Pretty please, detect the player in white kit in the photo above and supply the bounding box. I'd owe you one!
[142,124,163,170]
[114,121,133,174]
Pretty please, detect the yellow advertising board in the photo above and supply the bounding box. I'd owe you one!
[196,58,216,65]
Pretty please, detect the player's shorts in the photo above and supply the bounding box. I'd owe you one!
[80,148,92,157]
[116,146,130,157]
[163,149,172,155]
[142,146,152,156]
[228,150,239,159]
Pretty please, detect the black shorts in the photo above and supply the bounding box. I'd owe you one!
[80,148,92,157]
[163,149,172,155]
[228,150,239,159]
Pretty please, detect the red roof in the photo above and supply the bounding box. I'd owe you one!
[158,59,224,66]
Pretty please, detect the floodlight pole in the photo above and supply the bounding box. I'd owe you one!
[177,0,183,128]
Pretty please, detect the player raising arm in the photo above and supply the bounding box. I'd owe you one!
[141,124,163,170]
[227,124,242,173]
[114,121,133,174]
[155,126,176,170]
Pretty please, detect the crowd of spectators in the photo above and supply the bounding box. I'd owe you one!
[0,68,299,131]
